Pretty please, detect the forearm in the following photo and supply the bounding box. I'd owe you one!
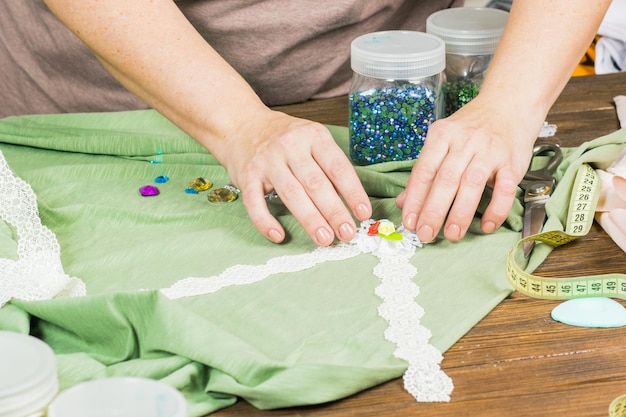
[43,0,373,247]
[479,0,611,132]
[43,0,268,162]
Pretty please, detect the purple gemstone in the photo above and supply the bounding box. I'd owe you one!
[139,185,160,196]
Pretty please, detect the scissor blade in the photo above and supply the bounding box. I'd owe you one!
[522,201,547,257]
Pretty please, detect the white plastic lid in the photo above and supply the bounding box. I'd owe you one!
[0,331,58,417]
[351,30,445,80]
[426,7,509,55]
[47,377,187,417]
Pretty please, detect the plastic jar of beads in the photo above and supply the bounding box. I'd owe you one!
[0,331,59,417]
[349,30,445,165]
[426,7,509,116]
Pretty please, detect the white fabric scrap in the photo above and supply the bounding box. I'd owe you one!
[595,96,626,254]
[538,121,557,138]
[596,0,626,74]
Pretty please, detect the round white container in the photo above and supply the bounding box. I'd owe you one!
[349,30,445,165]
[0,331,59,417]
[427,7,509,115]
[47,377,187,417]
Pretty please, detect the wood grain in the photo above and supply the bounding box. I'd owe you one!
[213,73,626,417]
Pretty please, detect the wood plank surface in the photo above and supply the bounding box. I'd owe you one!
[213,73,626,417]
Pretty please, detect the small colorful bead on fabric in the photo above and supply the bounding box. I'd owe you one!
[208,185,239,203]
[139,185,160,197]
[187,177,213,192]
[149,150,164,164]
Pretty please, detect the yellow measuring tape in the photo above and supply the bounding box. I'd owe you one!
[505,163,626,416]
[506,163,626,300]
[612,396,626,417]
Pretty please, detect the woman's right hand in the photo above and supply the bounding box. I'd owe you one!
[218,109,372,246]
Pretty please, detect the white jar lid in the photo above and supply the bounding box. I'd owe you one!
[427,7,509,55]
[47,377,187,417]
[351,30,445,80]
[0,331,58,417]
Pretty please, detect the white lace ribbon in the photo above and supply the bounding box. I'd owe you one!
[160,244,362,298]
[163,219,454,402]
[0,150,85,307]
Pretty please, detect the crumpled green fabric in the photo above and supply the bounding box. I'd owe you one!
[0,109,621,415]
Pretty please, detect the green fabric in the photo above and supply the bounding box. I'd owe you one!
[0,109,621,415]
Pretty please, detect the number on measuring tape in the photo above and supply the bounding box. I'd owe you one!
[566,164,599,237]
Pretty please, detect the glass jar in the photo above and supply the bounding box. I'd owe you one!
[426,7,509,116]
[349,31,445,165]
[0,331,58,417]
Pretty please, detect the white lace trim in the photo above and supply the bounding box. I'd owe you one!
[0,150,86,307]
[160,244,363,299]
[354,220,453,402]
[163,219,454,402]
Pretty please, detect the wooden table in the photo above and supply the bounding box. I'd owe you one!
[215,73,626,417]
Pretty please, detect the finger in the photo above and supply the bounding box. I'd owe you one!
[289,152,360,244]
[240,182,286,244]
[310,134,372,223]
[480,169,519,234]
[399,140,449,231]
[269,161,338,246]
[442,156,491,241]
[412,148,475,242]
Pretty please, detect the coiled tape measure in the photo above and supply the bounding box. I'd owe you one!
[504,163,626,416]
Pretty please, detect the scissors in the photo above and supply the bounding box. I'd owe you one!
[520,142,563,257]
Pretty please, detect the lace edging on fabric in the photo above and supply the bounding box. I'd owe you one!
[0,150,85,307]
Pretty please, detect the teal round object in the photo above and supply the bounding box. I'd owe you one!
[551,297,626,328]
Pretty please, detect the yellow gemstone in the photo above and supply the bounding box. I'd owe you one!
[208,188,238,203]
[187,177,213,191]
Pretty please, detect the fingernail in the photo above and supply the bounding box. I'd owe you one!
[445,223,461,241]
[417,225,434,242]
[405,212,417,230]
[356,203,371,220]
[267,229,283,243]
[315,227,333,246]
[483,221,496,234]
[338,222,355,242]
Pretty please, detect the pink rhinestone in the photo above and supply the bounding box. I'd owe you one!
[139,185,160,196]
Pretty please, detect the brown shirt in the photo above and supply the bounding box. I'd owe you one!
[0,0,462,117]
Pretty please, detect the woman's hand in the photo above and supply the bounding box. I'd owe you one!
[397,96,535,242]
[222,110,372,246]
[398,0,611,243]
